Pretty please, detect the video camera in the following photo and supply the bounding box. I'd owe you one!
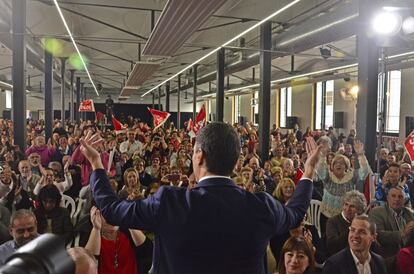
[0,234,74,274]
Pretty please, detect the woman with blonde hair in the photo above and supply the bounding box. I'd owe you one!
[118,168,144,200]
[273,178,296,205]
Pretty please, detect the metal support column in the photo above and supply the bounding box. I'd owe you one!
[69,70,75,123]
[193,65,198,121]
[177,74,181,130]
[12,0,27,151]
[356,0,380,167]
[216,48,225,122]
[158,86,162,110]
[81,83,85,121]
[60,57,67,127]
[152,93,155,109]
[165,81,170,112]
[75,77,80,122]
[44,49,53,141]
[258,21,272,162]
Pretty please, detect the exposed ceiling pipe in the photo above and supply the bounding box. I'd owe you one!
[0,0,71,90]
[161,0,359,96]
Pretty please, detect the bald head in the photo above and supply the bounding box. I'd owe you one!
[67,247,97,274]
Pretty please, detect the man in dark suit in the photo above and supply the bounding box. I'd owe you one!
[80,122,322,274]
[323,215,387,274]
[326,190,367,256]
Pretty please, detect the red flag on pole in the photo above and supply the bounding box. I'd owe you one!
[112,115,126,134]
[187,118,193,131]
[189,104,206,137]
[404,131,414,161]
[79,100,95,112]
[148,108,171,130]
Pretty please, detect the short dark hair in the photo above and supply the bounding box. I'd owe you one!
[278,236,315,274]
[354,214,377,235]
[38,184,62,209]
[388,162,400,170]
[195,122,240,176]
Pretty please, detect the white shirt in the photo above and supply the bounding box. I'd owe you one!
[119,140,143,157]
[350,248,371,274]
[198,175,232,183]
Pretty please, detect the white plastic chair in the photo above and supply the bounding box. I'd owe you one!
[61,194,76,219]
[72,198,86,225]
[306,199,322,238]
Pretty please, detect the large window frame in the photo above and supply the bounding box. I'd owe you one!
[377,70,401,134]
[314,80,334,130]
[279,86,292,128]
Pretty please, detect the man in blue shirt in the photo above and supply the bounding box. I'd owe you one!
[81,122,322,274]
[0,209,38,265]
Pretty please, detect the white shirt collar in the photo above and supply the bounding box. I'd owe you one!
[198,175,231,183]
[341,211,351,223]
[350,248,371,274]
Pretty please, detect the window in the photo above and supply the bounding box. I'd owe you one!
[253,91,259,124]
[377,70,401,133]
[5,90,12,109]
[279,87,292,127]
[234,95,240,123]
[314,80,334,130]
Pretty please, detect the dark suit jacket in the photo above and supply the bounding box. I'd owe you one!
[323,248,387,274]
[90,169,313,274]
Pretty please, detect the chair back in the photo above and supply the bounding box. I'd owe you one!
[61,194,76,218]
[306,199,322,237]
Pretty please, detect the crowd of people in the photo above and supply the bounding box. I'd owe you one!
[0,116,413,274]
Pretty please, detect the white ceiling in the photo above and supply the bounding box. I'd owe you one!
[0,0,413,104]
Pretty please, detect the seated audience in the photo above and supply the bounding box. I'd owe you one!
[0,209,39,265]
[326,190,367,256]
[323,215,386,274]
[369,186,414,258]
[85,206,147,274]
[396,221,414,274]
[273,178,296,204]
[34,184,73,243]
[277,236,316,274]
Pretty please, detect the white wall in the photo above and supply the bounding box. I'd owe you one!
[291,84,313,130]
[239,94,252,122]
[223,97,232,123]
[399,68,414,140]
[270,88,277,127]
[334,79,356,135]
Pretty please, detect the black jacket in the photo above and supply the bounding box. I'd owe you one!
[323,248,387,274]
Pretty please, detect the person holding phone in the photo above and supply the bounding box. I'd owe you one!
[82,122,322,274]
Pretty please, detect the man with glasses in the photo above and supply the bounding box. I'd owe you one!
[0,209,38,265]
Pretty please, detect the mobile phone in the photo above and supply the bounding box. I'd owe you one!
[168,174,180,182]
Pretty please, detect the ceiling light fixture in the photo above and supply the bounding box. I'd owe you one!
[0,80,35,93]
[141,0,303,97]
[52,0,99,96]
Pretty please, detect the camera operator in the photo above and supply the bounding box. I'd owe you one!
[0,209,38,265]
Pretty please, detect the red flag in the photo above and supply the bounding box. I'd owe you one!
[193,104,206,135]
[96,111,104,121]
[79,100,95,112]
[112,115,126,134]
[404,131,414,161]
[148,108,171,130]
[187,118,193,131]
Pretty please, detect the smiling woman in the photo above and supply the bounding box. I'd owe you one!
[277,236,315,274]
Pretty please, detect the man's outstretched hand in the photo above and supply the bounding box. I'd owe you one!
[80,131,104,170]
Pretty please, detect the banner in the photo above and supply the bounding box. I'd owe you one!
[79,100,95,112]
[404,131,414,161]
[189,104,206,137]
[148,108,171,130]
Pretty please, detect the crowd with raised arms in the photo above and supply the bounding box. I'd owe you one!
[0,116,413,274]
